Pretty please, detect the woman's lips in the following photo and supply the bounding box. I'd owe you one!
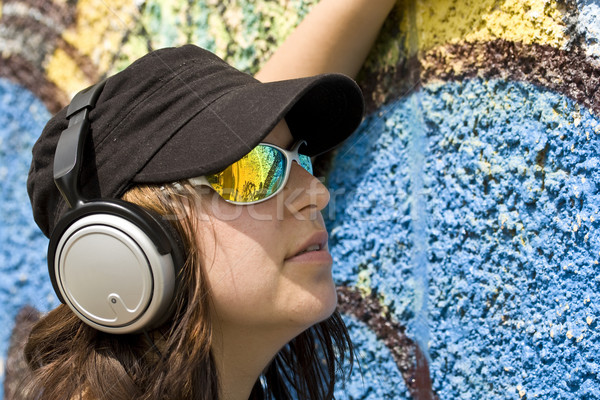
[286,231,332,264]
[285,247,333,264]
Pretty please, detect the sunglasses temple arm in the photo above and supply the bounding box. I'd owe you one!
[188,176,212,188]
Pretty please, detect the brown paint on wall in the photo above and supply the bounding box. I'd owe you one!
[3,306,40,400]
[421,39,600,115]
[0,53,69,113]
[359,39,600,116]
[359,52,421,115]
[0,0,100,113]
[337,286,439,400]
[2,0,75,26]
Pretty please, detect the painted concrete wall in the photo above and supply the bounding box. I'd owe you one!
[1,1,600,399]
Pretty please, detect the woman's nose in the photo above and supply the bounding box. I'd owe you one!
[282,162,331,217]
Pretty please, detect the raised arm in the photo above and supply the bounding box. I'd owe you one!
[255,0,396,82]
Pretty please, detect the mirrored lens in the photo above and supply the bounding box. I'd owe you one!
[206,145,286,202]
[298,154,313,175]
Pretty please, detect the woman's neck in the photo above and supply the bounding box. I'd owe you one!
[211,324,298,400]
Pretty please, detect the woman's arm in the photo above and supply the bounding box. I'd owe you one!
[255,0,396,82]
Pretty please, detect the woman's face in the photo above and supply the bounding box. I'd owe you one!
[194,120,336,339]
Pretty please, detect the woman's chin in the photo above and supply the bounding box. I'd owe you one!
[289,283,339,329]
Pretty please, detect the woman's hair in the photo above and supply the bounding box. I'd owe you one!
[23,182,353,400]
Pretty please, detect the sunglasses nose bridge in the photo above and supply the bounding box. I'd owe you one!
[289,155,301,165]
[282,143,304,168]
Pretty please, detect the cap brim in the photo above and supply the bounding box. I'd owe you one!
[133,73,364,183]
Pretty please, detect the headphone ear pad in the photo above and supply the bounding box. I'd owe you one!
[48,200,185,334]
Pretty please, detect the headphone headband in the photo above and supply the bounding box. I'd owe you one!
[54,80,107,208]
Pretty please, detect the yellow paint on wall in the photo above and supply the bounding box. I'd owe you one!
[207,0,305,71]
[63,0,138,69]
[46,0,139,96]
[46,48,91,98]
[250,1,305,55]
[416,0,568,51]
[207,7,233,61]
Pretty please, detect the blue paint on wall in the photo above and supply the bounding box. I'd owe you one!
[576,0,600,61]
[0,79,57,395]
[328,78,600,399]
[335,315,409,400]
[425,79,600,399]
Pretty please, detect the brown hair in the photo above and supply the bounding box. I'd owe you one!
[23,182,353,399]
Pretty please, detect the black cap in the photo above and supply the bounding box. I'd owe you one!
[27,44,364,237]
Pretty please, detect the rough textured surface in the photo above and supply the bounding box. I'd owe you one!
[2,0,600,399]
[328,79,600,398]
[413,0,570,50]
[0,79,54,399]
[577,0,600,63]
[337,287,437,400]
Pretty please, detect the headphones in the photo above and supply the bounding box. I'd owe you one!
[47,81,185,334]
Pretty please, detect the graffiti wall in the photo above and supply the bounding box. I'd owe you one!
[1,0,599,399]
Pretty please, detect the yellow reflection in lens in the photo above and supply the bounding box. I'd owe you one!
[206,145,286,202]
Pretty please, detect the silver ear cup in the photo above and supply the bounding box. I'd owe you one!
[54,213,176,334]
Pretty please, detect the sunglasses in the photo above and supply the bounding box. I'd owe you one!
[188,141,313,205]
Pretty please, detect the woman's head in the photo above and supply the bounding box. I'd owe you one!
[25,44,364,398]
[26,44,363,333]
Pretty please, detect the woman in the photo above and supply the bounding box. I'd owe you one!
[23,1,396,399]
